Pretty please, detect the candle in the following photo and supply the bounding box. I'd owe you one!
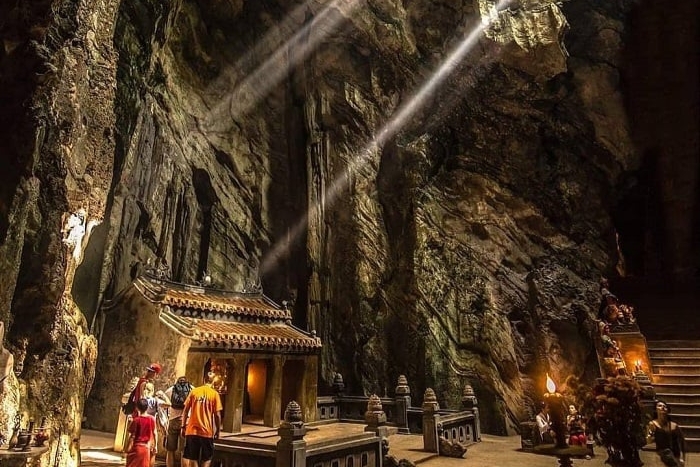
[543,374,568,449]
[635,360,642,373]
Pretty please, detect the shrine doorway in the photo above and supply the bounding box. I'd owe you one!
[281,359,305,418]
[243,358,269,424]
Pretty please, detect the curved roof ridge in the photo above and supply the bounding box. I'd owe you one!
[136,274,292,321]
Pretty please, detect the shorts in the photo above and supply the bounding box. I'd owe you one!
[183,435,214,462]
[165,418,183,452]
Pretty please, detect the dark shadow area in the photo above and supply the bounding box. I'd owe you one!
[618,0,700,279]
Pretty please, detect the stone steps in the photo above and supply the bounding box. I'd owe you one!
[650,356,700,366]
[648,340,700,452]
[655,364,700,375]
[653,374,700,384]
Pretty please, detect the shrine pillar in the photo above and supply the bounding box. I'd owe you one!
[264,355,284,427]
[300,355,318,423]
[224,354,248,433]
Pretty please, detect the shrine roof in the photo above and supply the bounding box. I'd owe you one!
[159,309,322,353]
[105,274,321,353]
[133,274,292,321]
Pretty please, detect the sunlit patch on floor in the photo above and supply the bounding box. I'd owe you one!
[81,449,124,463]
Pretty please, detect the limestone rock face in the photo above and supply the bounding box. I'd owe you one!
[0,0,697,463]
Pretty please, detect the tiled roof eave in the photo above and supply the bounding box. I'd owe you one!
[188,341,322,354]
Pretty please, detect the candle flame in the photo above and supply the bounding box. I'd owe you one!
[546,374,556,394]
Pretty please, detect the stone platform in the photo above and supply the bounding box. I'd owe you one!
[80,428,699,467]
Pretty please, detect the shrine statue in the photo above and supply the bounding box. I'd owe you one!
[567,405,586,446]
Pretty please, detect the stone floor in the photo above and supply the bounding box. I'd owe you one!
[79,429,698,467]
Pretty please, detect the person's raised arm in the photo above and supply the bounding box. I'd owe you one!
[156,389,171,407]
[151,418,158,455]
[181,394,192,437]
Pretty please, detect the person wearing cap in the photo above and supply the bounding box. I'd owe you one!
[128,363,162,418]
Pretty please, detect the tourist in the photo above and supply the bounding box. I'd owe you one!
[181,372,223,467]
[165,376,194,467]
[125,363,162,418]
[535,402,554,444]
[126,398,157,467]
[647,401,686,466]
[142,382,171,466]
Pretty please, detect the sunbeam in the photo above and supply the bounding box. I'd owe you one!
[260,1,509,276]
[201,0,361,132]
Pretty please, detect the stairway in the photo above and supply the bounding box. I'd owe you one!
[648,340,700,452]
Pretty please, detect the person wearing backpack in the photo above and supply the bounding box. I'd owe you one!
[164,376,194,467]
[123,363,163,418]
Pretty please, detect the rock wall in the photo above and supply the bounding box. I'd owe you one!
[84,0,629,435]
[0,0,697,463]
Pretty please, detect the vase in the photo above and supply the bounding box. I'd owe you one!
[7,428,19,449]
[17,431,32,451]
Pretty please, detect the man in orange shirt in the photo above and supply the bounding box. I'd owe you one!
[181,372,223,467]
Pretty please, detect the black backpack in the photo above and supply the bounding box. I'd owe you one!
[121,386,137,415]
[171,381,192,409]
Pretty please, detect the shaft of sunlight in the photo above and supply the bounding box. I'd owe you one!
[261,2,507,276]
[202,0,360,130]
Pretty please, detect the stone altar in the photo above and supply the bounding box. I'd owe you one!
[0,446,50,467]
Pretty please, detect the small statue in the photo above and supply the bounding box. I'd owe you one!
[619,304,636,324]
[567,405,586,446]
[8,413,21,449]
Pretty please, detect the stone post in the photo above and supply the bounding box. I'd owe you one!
[332,372,345,395]
[332,372,345,419]
[461,384,481,441]
[422,388,440,453]
[394,375,411,433]
[364,394,389,437]
[276,401,307,467]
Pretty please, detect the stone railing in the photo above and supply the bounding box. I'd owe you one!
[317,374,480,455]
[213,401,384,467]
[306,433,383,467]
[436,411,478,445]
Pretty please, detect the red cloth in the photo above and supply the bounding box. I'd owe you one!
[126,444,150,467]
[131,377,148,417]
[129,415,155,444]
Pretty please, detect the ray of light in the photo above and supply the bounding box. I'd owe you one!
[260,2,508,276]
[201,0,361,132]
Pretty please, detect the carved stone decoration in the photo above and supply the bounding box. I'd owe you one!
[395,375,410,396]
[381,436,390,458]
[461,384,478,409]
[278,400,306,442]
[438,436,467,458]
[422,388,440,412]
[283,401,303,426]
[367,394,382,412]
[332,372,345,394]
[365,394,387,427]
